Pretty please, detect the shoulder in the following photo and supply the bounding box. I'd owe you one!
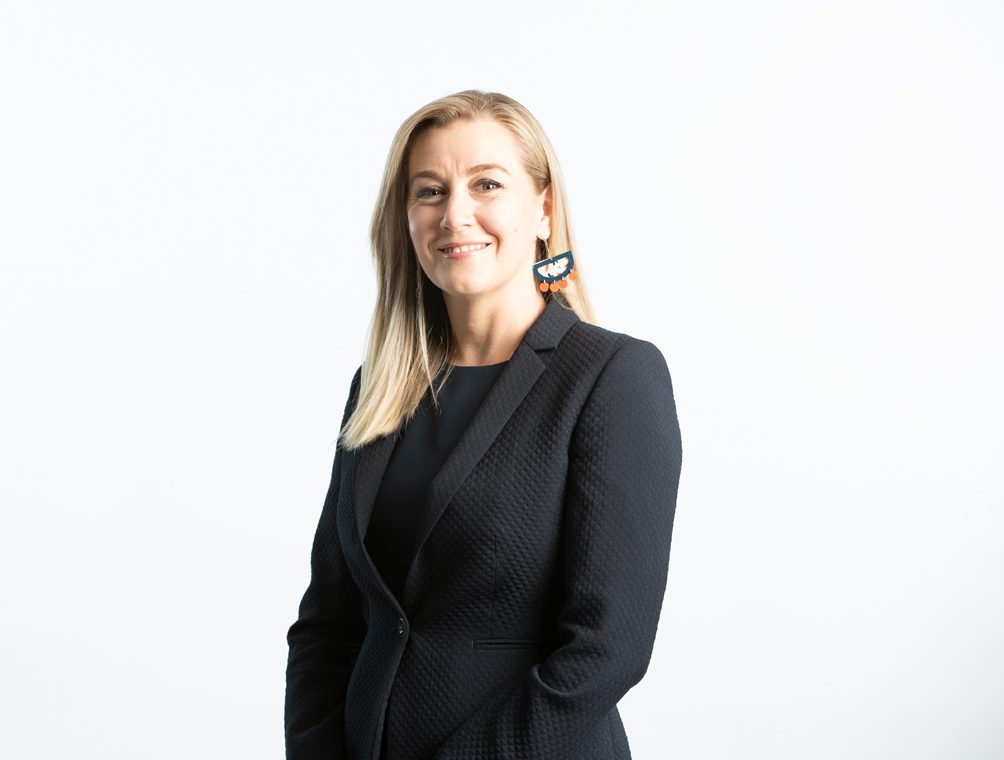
[552,320,677,437]
[561,319,672,382]
[563,324,681,458]
[338,363,364,420]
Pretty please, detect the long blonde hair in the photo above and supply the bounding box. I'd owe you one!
[340,89,596,450]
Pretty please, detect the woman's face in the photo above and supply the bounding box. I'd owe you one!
[406,118,551,302]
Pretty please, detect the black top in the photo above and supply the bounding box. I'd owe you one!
[285,293,685,760]
[364,360,509,604]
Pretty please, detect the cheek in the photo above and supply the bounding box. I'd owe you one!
[406,208,422,236]
[407,208,437,247]
[481,198,523,233]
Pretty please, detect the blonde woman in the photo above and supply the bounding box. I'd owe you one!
[284,90,683,760]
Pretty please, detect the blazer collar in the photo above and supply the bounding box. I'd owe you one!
[353,293,579,612]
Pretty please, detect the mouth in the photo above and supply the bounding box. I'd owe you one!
[439,242,491,258]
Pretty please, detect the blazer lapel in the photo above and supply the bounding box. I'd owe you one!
[352,294,580,609]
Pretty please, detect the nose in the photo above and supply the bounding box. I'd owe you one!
[440,186,475,231]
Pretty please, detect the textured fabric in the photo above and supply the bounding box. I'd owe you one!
[365,360,509,605]
[285,292,684,760]
[366,362,508,760]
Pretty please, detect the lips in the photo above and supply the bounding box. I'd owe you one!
[439,242,491,256]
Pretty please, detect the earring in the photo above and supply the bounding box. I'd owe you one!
[532,237,577,293]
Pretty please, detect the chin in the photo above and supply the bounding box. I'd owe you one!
[442,286,489,300]
[439,273,497,295]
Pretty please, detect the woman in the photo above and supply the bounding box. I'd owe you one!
[285,90,683,760]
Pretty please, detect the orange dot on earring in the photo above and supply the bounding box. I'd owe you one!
[568,271,578,281]
[559,279,568,289]
[550,282,561,292]
[538,282,549,292]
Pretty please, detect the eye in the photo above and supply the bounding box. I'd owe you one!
[413,179,502,201]
[414,186,443,199]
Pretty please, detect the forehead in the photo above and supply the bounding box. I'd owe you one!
[407,118,524,180]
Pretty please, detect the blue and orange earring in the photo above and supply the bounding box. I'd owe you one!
[532,237,577,293]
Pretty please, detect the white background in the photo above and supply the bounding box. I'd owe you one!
[1,1,1001,758]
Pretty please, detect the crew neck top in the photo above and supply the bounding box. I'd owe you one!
[363,360,509,606]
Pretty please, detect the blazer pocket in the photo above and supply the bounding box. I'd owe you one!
[471,637,548,651]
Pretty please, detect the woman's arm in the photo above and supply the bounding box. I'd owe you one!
[284,366,367,760]
[432,339,683,760]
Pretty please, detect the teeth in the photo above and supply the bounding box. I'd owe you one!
[442,243,488,254]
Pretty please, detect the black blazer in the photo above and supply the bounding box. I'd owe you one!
[285,294,683,760]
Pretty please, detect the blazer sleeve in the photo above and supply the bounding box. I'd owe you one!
[285,365,367,760]
[432,339,683,760]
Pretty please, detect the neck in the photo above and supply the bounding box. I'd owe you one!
[442,286,546,367]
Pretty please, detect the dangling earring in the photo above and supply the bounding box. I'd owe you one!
[532,237,577,293]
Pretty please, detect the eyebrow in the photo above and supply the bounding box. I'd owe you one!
[408,163,511,184]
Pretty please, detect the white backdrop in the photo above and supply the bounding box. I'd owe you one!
[1,1,1001,758]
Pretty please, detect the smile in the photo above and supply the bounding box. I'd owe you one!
[440,242,490,257]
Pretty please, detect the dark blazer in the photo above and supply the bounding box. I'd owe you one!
[285,293,683,760]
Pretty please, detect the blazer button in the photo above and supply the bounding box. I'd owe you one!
[396,617,405,636]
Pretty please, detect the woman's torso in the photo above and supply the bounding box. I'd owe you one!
[363,359,510,604]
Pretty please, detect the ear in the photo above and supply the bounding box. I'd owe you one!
[537,184,553,239]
